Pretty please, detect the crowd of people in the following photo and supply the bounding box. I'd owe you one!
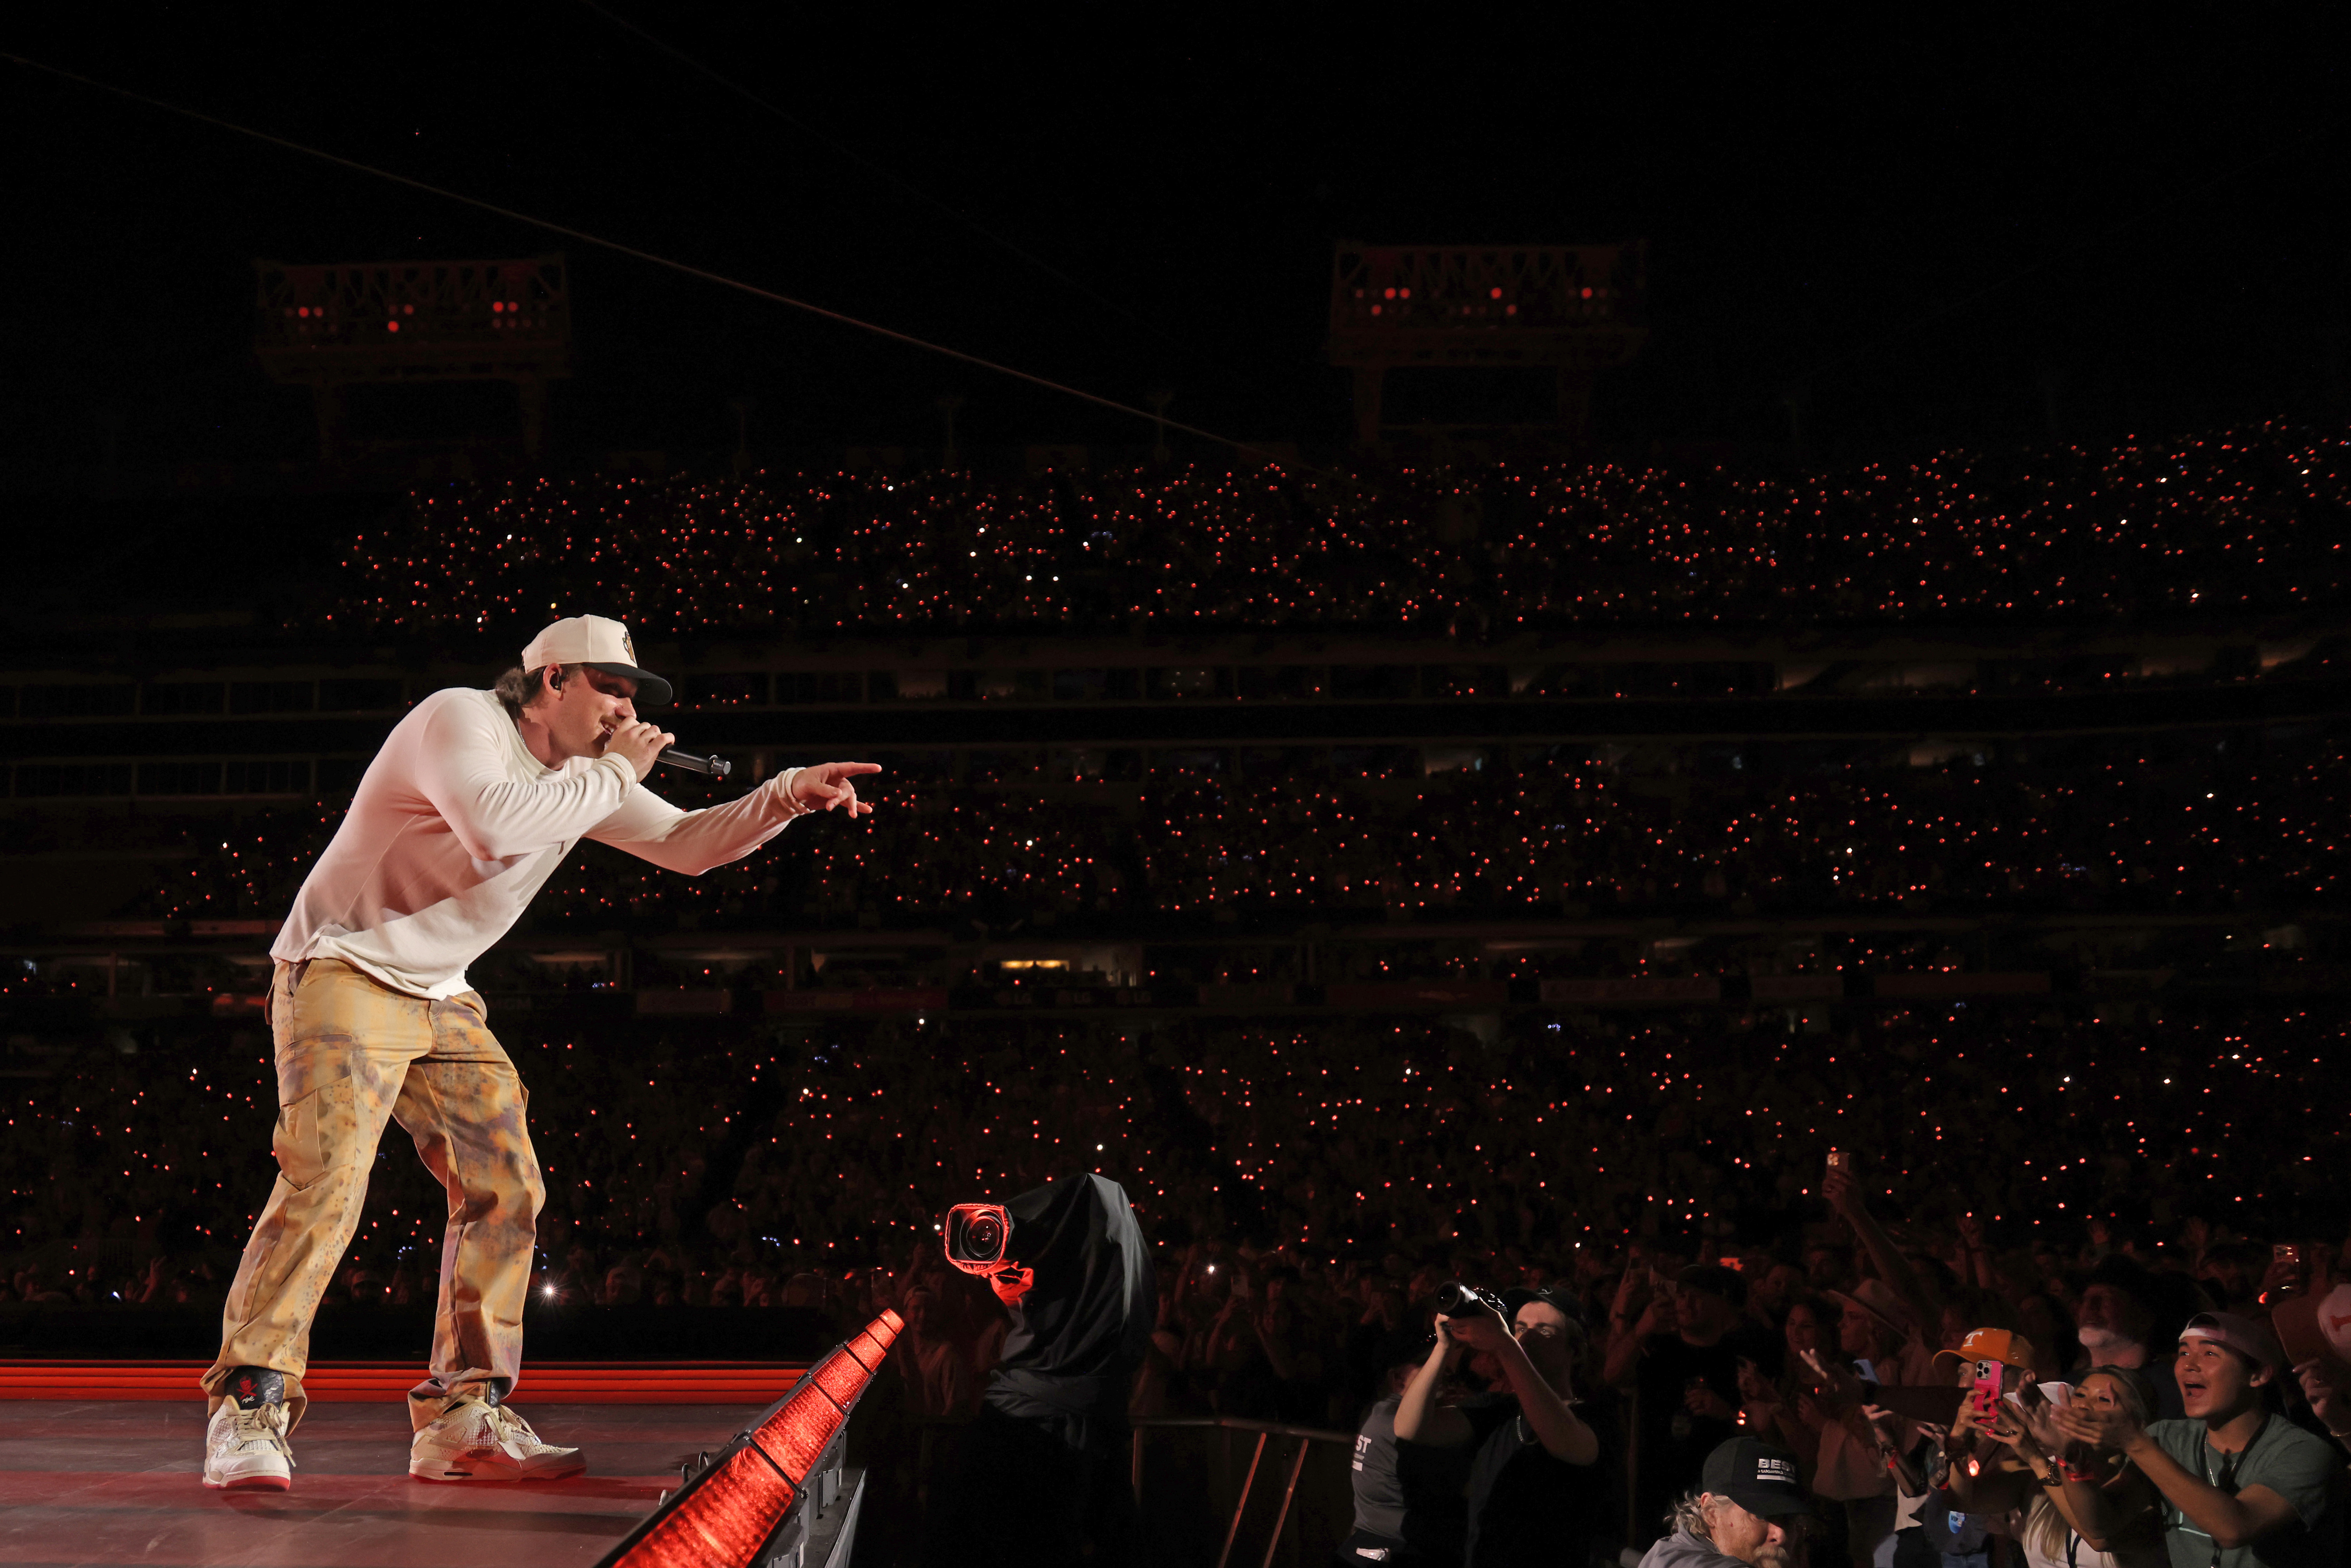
[5,1001,2347,1563]
[9,420,2349,1560]
[320,423,2350,640]
[100,724,2351,938]
[5,1003,2341,1314]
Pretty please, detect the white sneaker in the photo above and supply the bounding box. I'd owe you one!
[203,1396,293,1490]
[409,1399,585,1482]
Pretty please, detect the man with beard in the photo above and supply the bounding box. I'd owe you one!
[1639,1437,1812,1568]
[2056,1313,2343,1568]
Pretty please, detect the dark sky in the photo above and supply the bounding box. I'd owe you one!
[2,6,2344,483]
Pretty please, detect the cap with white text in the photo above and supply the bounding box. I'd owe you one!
[1702,1435,1809,1519]
[521,615,672,708]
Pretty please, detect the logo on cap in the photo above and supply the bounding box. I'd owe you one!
[1757,1457,1795,1481]
[621,630,636,663]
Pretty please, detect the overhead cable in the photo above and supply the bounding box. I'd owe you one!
[0,49,1281,467]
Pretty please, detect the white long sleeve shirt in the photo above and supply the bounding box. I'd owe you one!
[270,686,809,998]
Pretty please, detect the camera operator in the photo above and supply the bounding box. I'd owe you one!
[1608,1263,1779,1548]
[1397,1287,1603,1568]
[1340,1329,1475,1568]
[1639,1436,1812,1568]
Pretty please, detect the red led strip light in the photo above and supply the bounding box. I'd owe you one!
[625,1449,797,1568]
[604,1311,902,1568]
[751,1380,846,1483]
[810,1352,866,1409]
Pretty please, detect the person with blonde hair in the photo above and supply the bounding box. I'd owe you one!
[1988,1367,2170,1568]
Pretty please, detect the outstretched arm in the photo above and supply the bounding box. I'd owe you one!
[590,762,880,874]
[1825,1162,1943,1339]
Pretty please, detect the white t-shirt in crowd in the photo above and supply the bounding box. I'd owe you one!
[271,686,809,998]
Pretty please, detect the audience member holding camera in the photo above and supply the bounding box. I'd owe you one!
[1396,1286,1602,1568]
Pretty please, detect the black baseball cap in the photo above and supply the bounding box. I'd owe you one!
[1503,1285,1581,1321]
[1702,1436,1809,1519]
[1678,1264,1749,1309]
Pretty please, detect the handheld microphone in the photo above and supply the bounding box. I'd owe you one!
[655,746,733,780]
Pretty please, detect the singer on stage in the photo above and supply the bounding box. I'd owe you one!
[199,614,878,1491]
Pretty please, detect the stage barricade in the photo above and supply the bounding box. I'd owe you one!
[595,1307,904,1568]
[1131,1416,1357,1568]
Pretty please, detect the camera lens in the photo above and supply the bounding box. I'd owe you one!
[966,1214,1003,1254]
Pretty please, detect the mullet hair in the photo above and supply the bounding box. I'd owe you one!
[1667,1490,1713,1543]
[493,663,583,719]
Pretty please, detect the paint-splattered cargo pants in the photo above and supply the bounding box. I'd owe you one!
[201,958,545,1432]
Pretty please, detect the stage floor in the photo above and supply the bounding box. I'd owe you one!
[0,1399,767,1568]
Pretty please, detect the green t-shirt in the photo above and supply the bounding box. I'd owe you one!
[2148,1417,2344,1568]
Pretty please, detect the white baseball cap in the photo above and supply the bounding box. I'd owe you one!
[519,615,672,707]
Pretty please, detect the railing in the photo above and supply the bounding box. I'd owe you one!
[1132,1416,1357,1568]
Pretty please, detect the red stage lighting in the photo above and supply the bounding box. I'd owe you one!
[627,1449,795,1568]
[752,1385,845,1483]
